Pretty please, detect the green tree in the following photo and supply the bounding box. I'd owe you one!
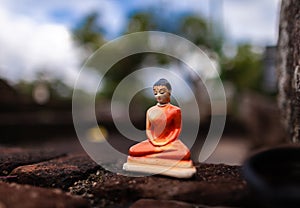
[126,13,157,33]
[179,16,208,46]
[179,15,224,54]
[221,44,263,92]
[73,12,104,51]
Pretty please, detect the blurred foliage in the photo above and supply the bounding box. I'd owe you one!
[179,16,209,47]
[98,54,146,98]
[126,13,157,33]
[71,11,264,100]
[8,9,264,102]
[221,44,263,92]
[73,12,104,51]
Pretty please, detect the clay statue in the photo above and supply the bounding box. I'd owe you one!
[123,78,196,178]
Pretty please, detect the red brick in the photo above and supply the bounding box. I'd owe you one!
[130,199,194,208]
[0,147,65,175]
[0,181,89,208]
[70,163,249,207]
[10,154,99,190]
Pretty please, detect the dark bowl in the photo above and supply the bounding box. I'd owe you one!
[243,145,300,208]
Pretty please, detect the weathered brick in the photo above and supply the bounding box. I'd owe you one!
[0,181,89,208]
[10,154,100,190]
[130,199,194,208]
[70,163,250,207]
[0,146,65,175]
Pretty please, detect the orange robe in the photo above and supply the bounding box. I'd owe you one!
[129,104,191,161]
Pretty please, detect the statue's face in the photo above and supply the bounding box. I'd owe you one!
[153,85,170,104]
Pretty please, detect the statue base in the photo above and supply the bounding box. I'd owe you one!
[123,156,196,178]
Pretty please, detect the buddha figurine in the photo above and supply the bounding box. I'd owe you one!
[123,78,196,178]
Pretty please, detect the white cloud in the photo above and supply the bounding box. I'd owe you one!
[124,0,280,45]
[1,0,126,39]
[0,0,281,46]
[0,0,281,90]
[0,3,100,92]
[223,0,281,45]
[142,0,280,45]
[0,1,128,93]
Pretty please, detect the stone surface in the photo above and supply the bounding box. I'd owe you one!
[130,199,194,208]
[70,163,249,207]
[0,181,89,208]
[130,199,238,208]
[0,145,251,207]
[10,153,99,190]
[0,146,65,176]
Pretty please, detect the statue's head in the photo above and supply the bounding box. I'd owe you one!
[153,78,171,104]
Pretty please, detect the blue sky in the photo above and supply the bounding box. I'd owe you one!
[0,0,281,89]
[1,0,281,43]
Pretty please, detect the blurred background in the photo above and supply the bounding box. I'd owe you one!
[0,0,285,164]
